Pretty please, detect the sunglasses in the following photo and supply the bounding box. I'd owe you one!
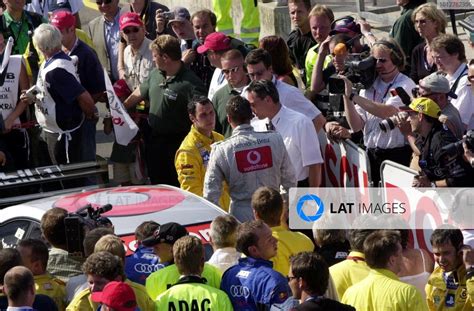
[123,27,140,34]
[96,0,112,5]
[412,87,432,98]
[222,66,240,75]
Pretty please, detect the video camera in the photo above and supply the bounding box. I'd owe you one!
[441,130,474,160]
[328,54,377,95]
[64,204,113,257]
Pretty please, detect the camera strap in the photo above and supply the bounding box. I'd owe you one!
[449,65,468,96]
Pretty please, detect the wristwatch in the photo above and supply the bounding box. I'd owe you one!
[349,92,356,101]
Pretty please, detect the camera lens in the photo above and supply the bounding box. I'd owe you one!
[379,118,395,132]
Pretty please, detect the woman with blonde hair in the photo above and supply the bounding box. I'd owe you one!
[410,3,447,83]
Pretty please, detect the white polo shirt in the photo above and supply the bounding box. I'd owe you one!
[208,68,228,100]
[357,72,416,149]
[446,63,473,130]
[272,76,321,120]
[253,106,323,181]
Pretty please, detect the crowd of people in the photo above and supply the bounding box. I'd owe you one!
[0,0,474,309]
[0,190,473,310]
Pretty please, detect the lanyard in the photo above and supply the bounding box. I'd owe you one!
[372,72,400,103]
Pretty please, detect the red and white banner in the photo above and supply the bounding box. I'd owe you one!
[318,132,371,189]
[103,69,138,146]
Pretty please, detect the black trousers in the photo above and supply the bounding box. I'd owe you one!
[367,145,412,187]
[146,133,187,186]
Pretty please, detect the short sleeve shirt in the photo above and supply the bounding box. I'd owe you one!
[268,106,323,181]
[139,64,206,135]
[357,73,416,149]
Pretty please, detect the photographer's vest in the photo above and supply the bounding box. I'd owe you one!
[0,55,21,127]
[35,57,84,162]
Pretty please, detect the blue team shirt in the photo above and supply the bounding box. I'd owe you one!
[44,51,85,130]
[220,257,293,310]
[124,246,164,285]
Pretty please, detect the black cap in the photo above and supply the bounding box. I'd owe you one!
[141,222,188,247]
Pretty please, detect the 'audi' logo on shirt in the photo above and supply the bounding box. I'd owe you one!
[230,285,250,298]
[134,263,162,273]
[235,146,273,173]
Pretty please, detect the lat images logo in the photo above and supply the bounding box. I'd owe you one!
[296,194,325,222]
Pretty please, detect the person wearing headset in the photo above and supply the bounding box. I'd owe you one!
[339,39,417,186]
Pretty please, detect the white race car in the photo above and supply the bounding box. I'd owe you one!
[0,185,227,257]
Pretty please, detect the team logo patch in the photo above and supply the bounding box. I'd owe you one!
[278,291,288,302]
[460,288,467,300]
[235,146,273,173]
[445,293,455,307]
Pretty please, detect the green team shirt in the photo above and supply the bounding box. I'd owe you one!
[155,281,233,311]
[3,11,46,55]
[140,64,206,136]
[146,263,222,300]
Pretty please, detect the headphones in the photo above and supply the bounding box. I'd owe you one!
[372,40,405,68]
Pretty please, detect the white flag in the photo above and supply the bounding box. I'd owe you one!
[103,69,138,146]
[0,37,13,74]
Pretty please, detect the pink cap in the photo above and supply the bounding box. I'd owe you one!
[197,32,231,54]
[50,11,76,30]
[119,12,143,31]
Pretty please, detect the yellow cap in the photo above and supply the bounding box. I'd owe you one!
[408,97,441,119]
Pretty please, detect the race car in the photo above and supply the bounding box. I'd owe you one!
[0,185,227,257]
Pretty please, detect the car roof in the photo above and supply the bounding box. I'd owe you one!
[0,185,226,237]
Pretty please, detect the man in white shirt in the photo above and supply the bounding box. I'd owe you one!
[208,215,241,273]
[247,79,323,187]
[431,34,473,130]
[120,12,154,90]
[244,48,326,132]
[3,266,36,310]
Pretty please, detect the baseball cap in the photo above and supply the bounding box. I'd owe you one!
[197,32,231,54]
[408,97,441,119]
[91,281,137,311]
[113,79,132,98]
[330,16,361,35]
[167,7,191,25]
[141,222,188,247]
[50,11,76,30]
[119,12,143,31]
[419,72,458,99]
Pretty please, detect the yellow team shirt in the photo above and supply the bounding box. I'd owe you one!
[426,265,474,311]
[175,125,230,211]
[329,251,370,299]
[155,280,233,311]
[270,226,314,276]
[342,268,428,311]
[66,279,153,311]
[146,263,222,300]
[34,274,66,311]
[304,43,332,88]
